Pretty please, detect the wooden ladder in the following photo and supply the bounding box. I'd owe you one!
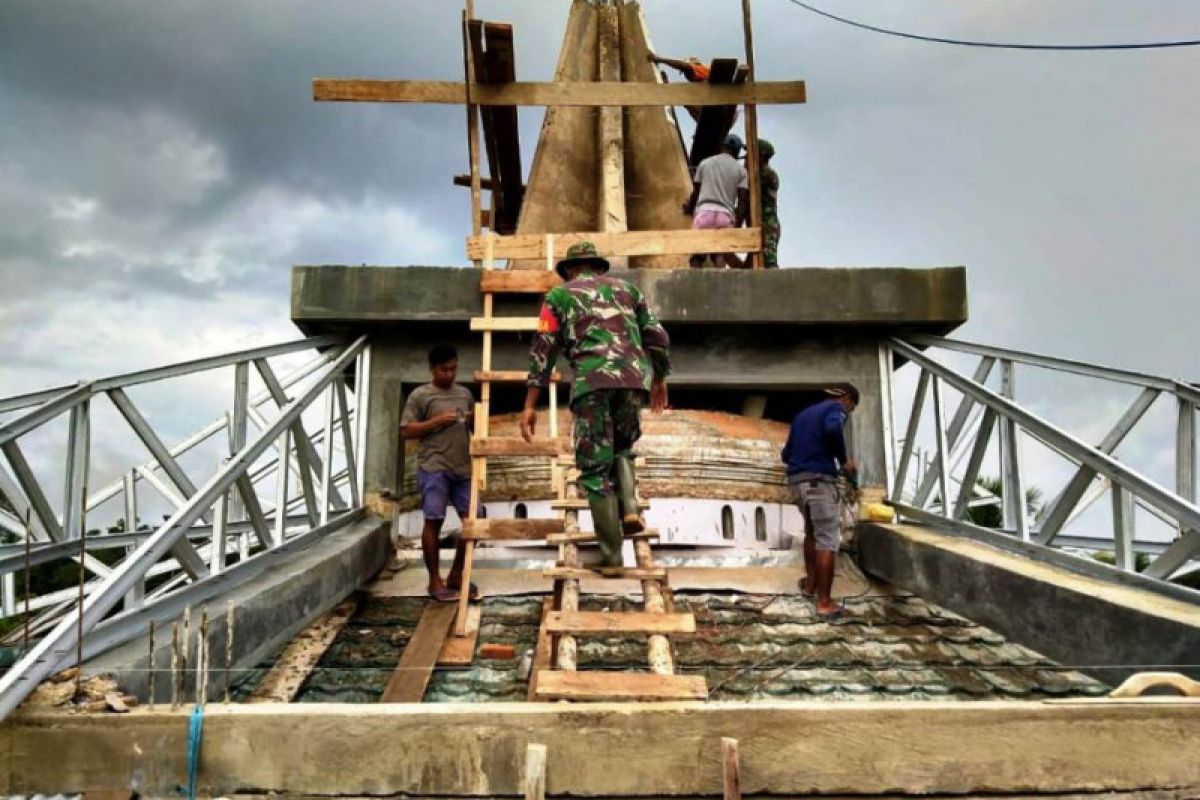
[461,233,706,701]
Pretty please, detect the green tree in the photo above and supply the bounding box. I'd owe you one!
[965,475,1043,529]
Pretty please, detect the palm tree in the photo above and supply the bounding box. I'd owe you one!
[966,475,1043,529]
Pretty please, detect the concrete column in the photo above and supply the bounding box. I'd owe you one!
[363,334,407,517]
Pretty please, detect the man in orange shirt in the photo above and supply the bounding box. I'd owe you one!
[648,52,711,121]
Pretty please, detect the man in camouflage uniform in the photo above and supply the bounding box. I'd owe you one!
[521,242,671,569]
[759,139,781,269]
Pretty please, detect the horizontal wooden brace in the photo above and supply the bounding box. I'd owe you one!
[543,566,667,581]
[314,79,807,107]
[549,498,649,511]
[471,437,569,457]
[468,228,761,260]
[533,671,709,701]
[461,518,566,541]
[545,611,695,635]
[546,530,659,545]
[474,370,561,384]
[470,317,539,332]
[480,270,561,294]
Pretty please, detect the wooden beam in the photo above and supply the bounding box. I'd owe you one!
[550,498,649,511]
[526,597,555,701]
[454,174,498,190]
[545,611,696,635]
[467,227,761,260]
[723,737,741,800]
[470,316,540,332]
[461,518,566,540]
[534,671,709,701]
[473,370,561,384]
[470,437,568,457]
[546,529,657,544]
[596,5,628,269]
[437,603,481,667]
[742,0,763,269]
[479,269,560,294]
[247,598,357,704]
[379,602,456,702]
[542,566,667,581]
[469,20,524,234]
[313,79,808,107]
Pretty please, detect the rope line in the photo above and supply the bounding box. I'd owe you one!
[781,0,1200,51]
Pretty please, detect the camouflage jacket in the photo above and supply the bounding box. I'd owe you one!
[761,165,780,221]
[527,273,671,402]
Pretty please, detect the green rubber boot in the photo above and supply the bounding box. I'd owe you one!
[615,455,645,535]
[587,493,624,569]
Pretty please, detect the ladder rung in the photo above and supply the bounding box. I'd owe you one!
[474,370,562,383]
[533,671,708,702]
[555,455,646,468]
[471,437,569,457]
[480,270,561,294]
[550,498,649,510]
[543,566,667,581]
[546,530,659,544]
[545,611,695,635]
[462,518,566,540]
[471,317,539,332]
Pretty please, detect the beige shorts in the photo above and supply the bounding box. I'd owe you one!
[789,473,841,552]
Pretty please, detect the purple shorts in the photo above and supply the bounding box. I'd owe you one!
[692,207,735,230]
[416,468,477,521]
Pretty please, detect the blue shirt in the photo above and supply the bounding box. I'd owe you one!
[781,399,849,477]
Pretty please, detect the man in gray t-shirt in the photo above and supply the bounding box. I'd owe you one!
[400,344,479,602]
[684,134,749,269]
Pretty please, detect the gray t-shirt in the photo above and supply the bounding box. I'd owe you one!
[694,152,748,215]
[400,383,474,477]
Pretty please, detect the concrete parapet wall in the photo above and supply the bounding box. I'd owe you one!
[3,700,1199,795]
[85,515,391,702]
[857,522,1200,684]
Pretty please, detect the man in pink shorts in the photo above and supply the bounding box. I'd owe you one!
[684,134,749,269]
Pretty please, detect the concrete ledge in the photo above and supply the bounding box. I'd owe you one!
[857,522,1200,684]
[3,700,1199,795]
[291,265,968,330]
[85,514,392,702]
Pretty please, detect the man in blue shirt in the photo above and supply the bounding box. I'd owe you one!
[780,387,858,616]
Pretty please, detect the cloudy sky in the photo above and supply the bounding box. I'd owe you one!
[1,1,1197,534]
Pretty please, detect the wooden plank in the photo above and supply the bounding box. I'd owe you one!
[596,5,628,270]
[527,597,555,701]
[380,602,457,702]
[542,566,667,581]
[546,529,658,544]
[545,611,696,635]
[534,671,709,701]
[437,603,481,668]
[470,316,539,332]
[467,227,761,260]
[524,742,548,800]
[462,518,566,540]
[742,0,763,269]
[460,10,482,244]
[470,20,524,234]
[550,498,648,511]
[471,437,568,457]
[723,737,741,800]
[314,79,808,107]
[474,370,561,383]
[480,269,560,294]
[247,598,357,703]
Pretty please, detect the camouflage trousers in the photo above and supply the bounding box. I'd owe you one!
[763,217,781,269]
[572,389,644,500]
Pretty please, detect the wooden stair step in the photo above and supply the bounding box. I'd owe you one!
[471,316,539,333]
[534,671,708,701]
[550,498,649,510]
[462,518,566,540]
[545,611,696,635]
[555,455,646,468]
[471,437,569,457]
[546,530,659,544]
[543,566,667,581]
[474,370,561,383]
[481,269,560,294]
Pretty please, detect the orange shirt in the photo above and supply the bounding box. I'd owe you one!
[687,62,711,82]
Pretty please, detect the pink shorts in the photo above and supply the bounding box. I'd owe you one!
[692,208,735,230]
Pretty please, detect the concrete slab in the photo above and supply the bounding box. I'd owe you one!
[857,522,1200,684]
